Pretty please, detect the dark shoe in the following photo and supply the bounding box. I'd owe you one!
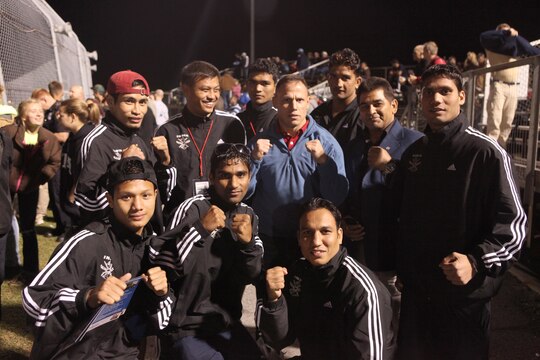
[5,265,22,280]
[44,231,54,238]
[56,233,65,242]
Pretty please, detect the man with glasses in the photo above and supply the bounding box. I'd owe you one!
[150,143,263,360]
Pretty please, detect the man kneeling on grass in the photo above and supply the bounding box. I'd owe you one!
[258,198,396,360]
[22,157,174,359]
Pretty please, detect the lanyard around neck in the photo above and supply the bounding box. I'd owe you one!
[186,119,215,177]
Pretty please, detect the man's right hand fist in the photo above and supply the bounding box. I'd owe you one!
[266,266,288,301]
[252,139,272,161]
[201,205,226,233]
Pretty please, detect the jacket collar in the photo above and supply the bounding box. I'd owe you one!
[305,246,348,287]
[103,112,138,137]
[424,112,467,144]
[109,215,152,247]
[330,98,359,115]
[182,107,214,127]
[268,114,317,141]
[11,122,49,148]
[248,100,274,114]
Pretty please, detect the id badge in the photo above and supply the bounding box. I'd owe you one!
[193,179,210,196]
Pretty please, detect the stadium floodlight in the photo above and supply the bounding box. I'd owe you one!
[53,22,73,36]
[87,51,98,61]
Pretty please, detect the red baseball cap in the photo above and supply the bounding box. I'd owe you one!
[106,70,150,96]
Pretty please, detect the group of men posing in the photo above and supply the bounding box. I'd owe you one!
[19,40,525,360]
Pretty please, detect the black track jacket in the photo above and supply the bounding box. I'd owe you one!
[22,219,174,360]
[74,114,157,224]
[155,108,245,221]
[149,191,263,340]
[395,113,526,302]
[258,247,395,360]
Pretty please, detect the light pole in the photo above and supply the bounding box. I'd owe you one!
[250,0,255,63]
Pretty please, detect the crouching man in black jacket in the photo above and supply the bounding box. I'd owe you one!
[258,198,395,360]
[23,157,174,359]
[149,143,263,359]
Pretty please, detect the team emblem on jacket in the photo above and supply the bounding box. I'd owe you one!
[289,276,302,297]
[113,149,122,160]
[176,134,191,150]
[408,154,422,172]
[100,255,114,279]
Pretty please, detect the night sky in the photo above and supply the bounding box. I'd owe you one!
[47,0,537,90]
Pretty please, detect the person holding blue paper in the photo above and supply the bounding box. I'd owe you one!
[23,157,174,360]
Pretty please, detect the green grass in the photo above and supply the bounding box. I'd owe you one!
[1,216,60,359]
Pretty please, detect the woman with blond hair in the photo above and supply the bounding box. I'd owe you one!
[86,97,103,125]
[3,99,61,281]
[57,99,95,229]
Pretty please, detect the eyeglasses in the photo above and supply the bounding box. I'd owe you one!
[214,143,250,158]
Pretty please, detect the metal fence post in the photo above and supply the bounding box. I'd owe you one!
[524,57,540,248]
[464,72,475,123]
[32,0,63,84]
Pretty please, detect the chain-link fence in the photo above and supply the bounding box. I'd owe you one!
[0,0,94,107]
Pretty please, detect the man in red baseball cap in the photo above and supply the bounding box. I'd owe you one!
[74,70,170,227]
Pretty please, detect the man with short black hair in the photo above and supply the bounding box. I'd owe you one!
[310,48,363,149]
[75,70,170,225]
[155,61,246,222]
[238,58,278,142]
[393,64,526,359]
[344,77,423,330]
[23,157,173,359]
[258,197,395,360]
[150,144,263,360]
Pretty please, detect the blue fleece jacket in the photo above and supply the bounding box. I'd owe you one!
[247,116,348,237]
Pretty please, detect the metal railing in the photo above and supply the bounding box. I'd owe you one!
[462,55,540,248]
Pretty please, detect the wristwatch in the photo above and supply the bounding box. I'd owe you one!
[382,160,397,175]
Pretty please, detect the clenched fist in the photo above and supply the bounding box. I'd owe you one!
[367,146,391,171]
[143,267,169,296]
[201,205,226,233]
[439,252,476,285]
[305,139,328,165]
[266,266,288,301]
[151,136,171,166]
[230,213,252,244]
[252,139,272,161]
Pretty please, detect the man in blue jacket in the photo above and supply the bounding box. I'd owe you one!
[248,74,348,269]
[344,77,423,329]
